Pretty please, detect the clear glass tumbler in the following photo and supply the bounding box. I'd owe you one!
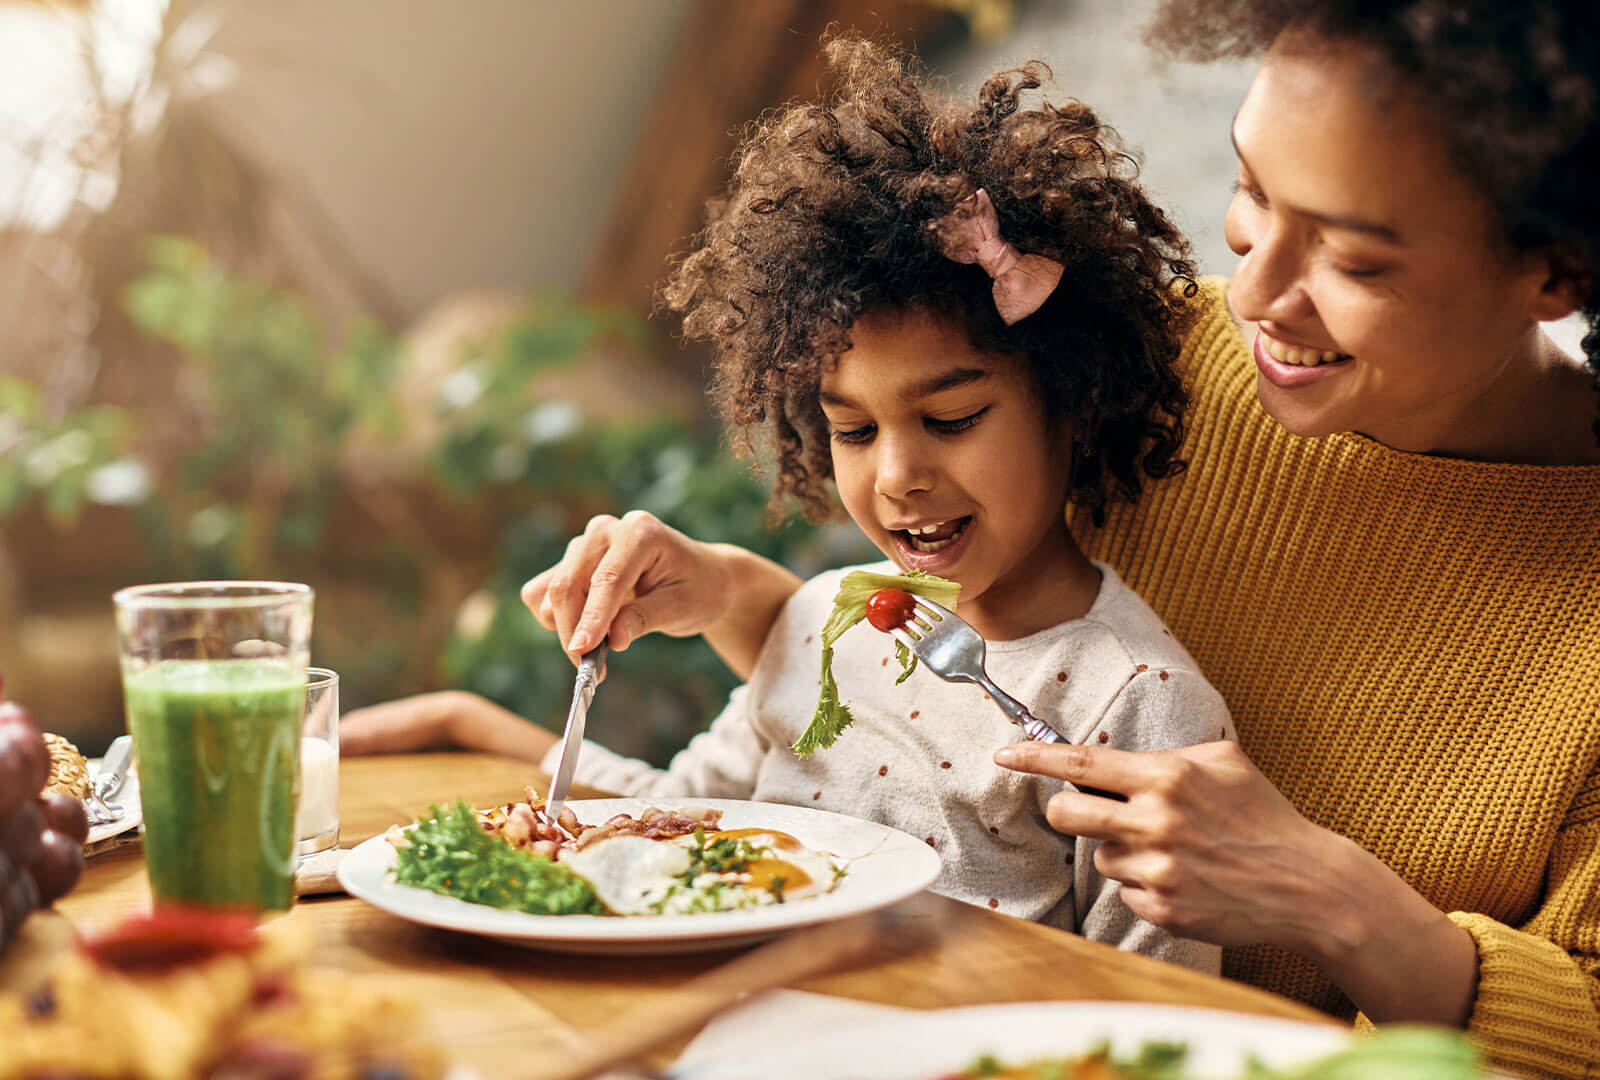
[296,667,339,856]
[113,581,312,911]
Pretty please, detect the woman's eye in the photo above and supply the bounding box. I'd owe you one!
[928,407,988,434]
[831,423,875,445]
[1332,263,1388,280]
[1230,177,1267,208]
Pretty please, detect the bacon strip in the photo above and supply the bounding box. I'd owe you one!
[472,788,721,860]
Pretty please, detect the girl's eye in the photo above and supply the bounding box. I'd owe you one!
[927,407,988,434]
[831,423,875,445]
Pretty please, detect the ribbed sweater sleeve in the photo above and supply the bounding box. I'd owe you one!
[1443,762,1600,1078]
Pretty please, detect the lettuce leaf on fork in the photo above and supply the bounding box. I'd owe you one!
[792,568,960,757]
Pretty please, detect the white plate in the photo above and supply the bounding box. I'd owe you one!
[671,1001,1353,1079]
[84,759,142,849]
[337,797,942,954]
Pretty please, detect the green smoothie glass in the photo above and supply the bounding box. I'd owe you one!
[114,581,312,911]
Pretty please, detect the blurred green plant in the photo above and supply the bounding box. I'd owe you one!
[121,235,408,578]
[2,235,847,764]
[0,376,131,524]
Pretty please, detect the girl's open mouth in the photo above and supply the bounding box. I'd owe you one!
[895,515,971,553]
[891,515,975,573]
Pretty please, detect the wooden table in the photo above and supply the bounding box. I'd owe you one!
[20,753,1336,1076]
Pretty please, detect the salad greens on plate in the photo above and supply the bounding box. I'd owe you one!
[392,800,605,915]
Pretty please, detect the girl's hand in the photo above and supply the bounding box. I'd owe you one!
[522,512,731,662]
[522,511,801,679]
[994,739,1479,1025]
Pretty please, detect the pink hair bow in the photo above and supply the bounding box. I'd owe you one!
[933,188,1064,325]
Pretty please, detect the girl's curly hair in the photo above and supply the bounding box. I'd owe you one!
[1145,0,1600,440]
[660,34,1200,524]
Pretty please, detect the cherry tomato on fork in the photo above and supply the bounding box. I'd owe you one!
[866,589,918,633]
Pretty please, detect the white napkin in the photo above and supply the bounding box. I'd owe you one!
[673,989,912,1071]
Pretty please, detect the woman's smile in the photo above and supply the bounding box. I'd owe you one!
[1253,328,1354,389]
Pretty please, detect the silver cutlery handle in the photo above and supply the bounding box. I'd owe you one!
[95,734,133,799]
[574,642,608,697]
[977,676,1067,743]
[978,676,1126,801]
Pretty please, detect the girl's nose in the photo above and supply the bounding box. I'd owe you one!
[1226,203,1316,326]
[873,431,935,500]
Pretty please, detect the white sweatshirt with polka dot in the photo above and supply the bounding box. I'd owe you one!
[543,561,1233,973]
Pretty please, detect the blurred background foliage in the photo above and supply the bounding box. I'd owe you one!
[0,234,851,760]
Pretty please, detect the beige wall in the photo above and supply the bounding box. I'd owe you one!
[201,0,692,320]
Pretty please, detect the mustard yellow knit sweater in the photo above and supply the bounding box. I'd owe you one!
[1071,279,1600,1080]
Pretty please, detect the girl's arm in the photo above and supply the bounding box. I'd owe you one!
[340,691,558,762]
[522,512,801,681]
[698,543,805,679]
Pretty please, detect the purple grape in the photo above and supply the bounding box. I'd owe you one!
[0,798,43,866]
[0,704,47,815]
[0,851,39,948]
[26,829,82,905]
[39,793,88,845]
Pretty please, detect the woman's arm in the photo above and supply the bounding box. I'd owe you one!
[522,512,800,681]
[994,740,1479,1025]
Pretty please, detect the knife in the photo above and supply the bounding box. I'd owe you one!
[94,734,134,801]
[545,643,607,826]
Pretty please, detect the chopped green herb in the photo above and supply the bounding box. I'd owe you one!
[646,829,770,914]
[794,568,960,756]
[954,1027,1482,1079]
[392,800,605,915]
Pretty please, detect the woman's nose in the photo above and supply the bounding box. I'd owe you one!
[1226,204,1315,326]
[873,431,935,500]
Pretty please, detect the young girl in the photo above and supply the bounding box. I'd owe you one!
[348,36,1232,970]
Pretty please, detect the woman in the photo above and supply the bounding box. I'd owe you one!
[346,3,1600,1075]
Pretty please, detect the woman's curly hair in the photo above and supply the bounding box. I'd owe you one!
[1146,0,1600,440]
[660,34,1200,523]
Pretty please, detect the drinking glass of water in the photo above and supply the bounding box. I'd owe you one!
[297,667,339,856]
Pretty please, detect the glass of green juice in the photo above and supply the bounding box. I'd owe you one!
[113,581,313,911]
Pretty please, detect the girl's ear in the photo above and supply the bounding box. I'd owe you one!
[1525,249,1592,323]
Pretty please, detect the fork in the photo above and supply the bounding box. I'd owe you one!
[889,598,1127,800]
[85,788,123,827]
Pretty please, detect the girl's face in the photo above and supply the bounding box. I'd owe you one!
[1226,34,1578,454]
[820,308,1079,629]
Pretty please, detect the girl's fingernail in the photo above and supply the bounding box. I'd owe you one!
[994,746,1019,767]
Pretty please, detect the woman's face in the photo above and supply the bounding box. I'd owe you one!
[1226,34,1574,453]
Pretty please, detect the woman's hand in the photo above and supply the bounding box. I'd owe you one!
[522,511,801,680]
[994,739,1479,1026]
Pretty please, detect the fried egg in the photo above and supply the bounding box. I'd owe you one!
[558,828,845,916]
[559,835,692,916]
